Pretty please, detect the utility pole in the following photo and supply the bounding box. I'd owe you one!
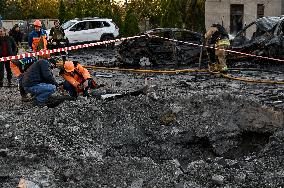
[0,15,2,28]
[125,0,128,9]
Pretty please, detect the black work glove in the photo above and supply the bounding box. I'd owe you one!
[86,78,99,89]
[48,58,57,69]
[83,89,90,97]
[77,83,84,90]
[87,78,94,88]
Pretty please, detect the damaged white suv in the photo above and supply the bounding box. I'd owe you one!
[48,17,119,45]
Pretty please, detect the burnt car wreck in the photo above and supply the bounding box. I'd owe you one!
[117,28,203,67]
[117,20,284,67]
[230,16,284,60]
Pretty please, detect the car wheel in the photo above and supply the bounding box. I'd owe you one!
[137,56,151,66]
[119,54,154,67]
[134,50,158,67]
[267,45,279,58]
[101,35,115,49]
[65,39,70,47]
[176,50,185,66]
[101,35,114,41]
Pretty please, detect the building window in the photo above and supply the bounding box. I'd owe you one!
[257,4,265,18]
[230,4,244,34]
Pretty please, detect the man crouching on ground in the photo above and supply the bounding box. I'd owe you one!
[20,58,58,107]
[59,61,97,98]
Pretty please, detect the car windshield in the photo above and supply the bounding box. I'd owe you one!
[62,21,76,30]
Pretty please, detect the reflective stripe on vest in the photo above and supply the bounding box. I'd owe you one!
[216,39,230,46]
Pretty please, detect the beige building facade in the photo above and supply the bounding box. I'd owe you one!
[205,0,284,37]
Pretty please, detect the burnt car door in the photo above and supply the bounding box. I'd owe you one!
[173,30,203,65]
[117,35,149,66]
[147,29,177,65]
[118,28,203,67]
[118,29,176,66]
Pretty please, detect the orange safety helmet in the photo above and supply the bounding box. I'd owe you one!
[64,61,75,72]
[34,20,42,27]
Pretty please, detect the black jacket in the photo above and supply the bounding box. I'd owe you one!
[9,29,23,44]
[20,59,58,88]
[0,36,17,57]
[49,26,65,40]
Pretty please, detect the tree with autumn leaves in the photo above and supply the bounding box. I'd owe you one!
[0,0,205,36]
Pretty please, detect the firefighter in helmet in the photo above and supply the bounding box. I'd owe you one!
[205,23,230,73]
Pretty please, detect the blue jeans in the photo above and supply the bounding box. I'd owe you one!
[24,83,56,103]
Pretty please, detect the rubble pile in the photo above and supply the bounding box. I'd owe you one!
[0,50,284,187]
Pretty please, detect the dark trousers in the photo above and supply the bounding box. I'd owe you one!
[49,40,68,56]
[207,47,216,64]
[0,61,12,83]
[18,74,26,96]
[63,81,78,98]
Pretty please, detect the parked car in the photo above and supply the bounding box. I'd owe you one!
[46,17,119,45]
[230,16,284,60]
[117,28,203,67]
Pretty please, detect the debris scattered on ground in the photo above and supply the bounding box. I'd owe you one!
[0,49,283,187]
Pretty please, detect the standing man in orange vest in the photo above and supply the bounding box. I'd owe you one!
[28,20,47,53]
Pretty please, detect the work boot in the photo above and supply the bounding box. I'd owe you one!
[45,100,64,108]
[220,66,228,73]
[208,63,219,73]
[44,96,69,108]
[7,80,12,87]
[21,95,32,102]
[83,89,90,97]
[33,100,45,107]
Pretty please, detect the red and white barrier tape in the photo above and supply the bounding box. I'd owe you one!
[2,33,284,63]
[0,35,146,62]
[155,36,284,63]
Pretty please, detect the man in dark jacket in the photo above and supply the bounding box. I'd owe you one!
[48,20,67,56]
[20,58,58,106]
[49,20,66,47]
[0,27,17,87]
[9,24,23,46]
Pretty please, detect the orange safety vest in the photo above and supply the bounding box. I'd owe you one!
[60,63,91,92]
[32,35,47,52]
[10,61,21,77]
